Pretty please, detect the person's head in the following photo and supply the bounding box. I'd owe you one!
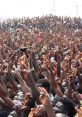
[54,102,65,113]
[37,79,50,93]
[24,93,35,109]
[28,104,47,117]
[60,97,76,117]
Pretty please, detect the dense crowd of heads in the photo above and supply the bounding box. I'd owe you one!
[0,15,82,117]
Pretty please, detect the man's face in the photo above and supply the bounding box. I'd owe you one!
[28,105,47,117]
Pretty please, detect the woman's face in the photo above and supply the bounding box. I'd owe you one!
[28,105,47,117]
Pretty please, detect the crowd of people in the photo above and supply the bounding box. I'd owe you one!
[0,14,82,117]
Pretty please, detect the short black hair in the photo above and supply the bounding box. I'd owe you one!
[28,98,35,108]
[60,96,76,117]
[37,79,50,92]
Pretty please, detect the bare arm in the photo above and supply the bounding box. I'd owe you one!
[39,87,56,117]
[13,69,30,95]
[0,83,14,108]
[49,68,63,97]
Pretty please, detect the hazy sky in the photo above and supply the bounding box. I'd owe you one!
[0,0,82,19]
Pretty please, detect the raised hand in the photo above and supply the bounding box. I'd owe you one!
[39,87,50,107]
[39,87,56,117]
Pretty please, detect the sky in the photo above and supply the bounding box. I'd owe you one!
[0,0,82,19]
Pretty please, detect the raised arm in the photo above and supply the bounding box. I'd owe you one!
[49,68,63,97]
[0,82,14,109]
[13,69,30,95]
[39,87,56,117]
